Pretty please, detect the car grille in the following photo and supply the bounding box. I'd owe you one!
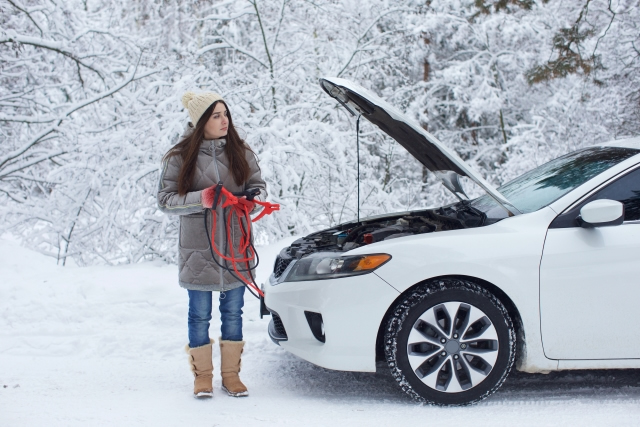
[273,255,293,278]
[272,312,288,338]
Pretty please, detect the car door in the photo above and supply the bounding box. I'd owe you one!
[540,165,640,360]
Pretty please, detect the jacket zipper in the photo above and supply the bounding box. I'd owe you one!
[211,143,225,293]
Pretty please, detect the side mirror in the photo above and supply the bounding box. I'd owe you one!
[579,199,624,228]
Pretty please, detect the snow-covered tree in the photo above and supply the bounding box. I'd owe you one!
[1,0,638,265]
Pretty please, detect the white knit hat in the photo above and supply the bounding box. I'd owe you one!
[181,91,225,125]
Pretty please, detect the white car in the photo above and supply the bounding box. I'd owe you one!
[262,77,640,406]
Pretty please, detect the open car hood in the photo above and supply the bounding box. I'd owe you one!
[320,77,520,216]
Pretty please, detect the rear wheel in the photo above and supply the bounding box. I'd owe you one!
[384,278,515,406]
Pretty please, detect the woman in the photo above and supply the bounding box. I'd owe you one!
[157,91,267,398]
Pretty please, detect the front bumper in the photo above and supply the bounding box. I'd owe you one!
[264,272,399,372]
[267,309,289,344]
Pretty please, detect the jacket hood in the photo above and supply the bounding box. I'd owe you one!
[319,77,520,216]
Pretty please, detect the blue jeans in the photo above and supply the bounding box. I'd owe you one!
[187,286,245,348]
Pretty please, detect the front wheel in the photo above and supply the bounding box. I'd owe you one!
[384,278,516,406]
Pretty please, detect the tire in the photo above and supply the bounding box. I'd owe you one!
[384,278,516,406]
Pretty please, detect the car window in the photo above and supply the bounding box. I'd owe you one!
[550,166,640,228]
[471,147,639,215]
[590,167,640,221]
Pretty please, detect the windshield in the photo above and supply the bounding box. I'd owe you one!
[471,147,639,215]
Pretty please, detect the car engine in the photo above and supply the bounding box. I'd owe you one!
[272,201,487,279]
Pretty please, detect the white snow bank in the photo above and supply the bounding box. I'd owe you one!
[1,238,640,426]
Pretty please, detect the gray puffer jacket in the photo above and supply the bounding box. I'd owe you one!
[157,137,267,292]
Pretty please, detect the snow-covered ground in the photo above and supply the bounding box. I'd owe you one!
[2,237,640,426]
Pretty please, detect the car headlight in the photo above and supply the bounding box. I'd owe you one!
[282,253,391,283]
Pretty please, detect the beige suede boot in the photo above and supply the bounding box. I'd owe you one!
[219,339,249,397]
[185,339,214,398]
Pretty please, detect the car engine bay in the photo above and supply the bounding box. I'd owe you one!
[272,201,488,278]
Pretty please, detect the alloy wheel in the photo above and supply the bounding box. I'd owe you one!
[407,301,499,393]
[385,279,515,406]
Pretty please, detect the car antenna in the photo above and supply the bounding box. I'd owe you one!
[356,114,361,224]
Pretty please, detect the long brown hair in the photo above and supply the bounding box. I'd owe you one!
[165,101,251,195]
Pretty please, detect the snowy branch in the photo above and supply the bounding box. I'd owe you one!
[6,0,44,36]
[1,33,105,82]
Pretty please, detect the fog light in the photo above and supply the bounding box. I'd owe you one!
[304,311,325,343]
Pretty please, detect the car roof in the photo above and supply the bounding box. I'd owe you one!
[595,136,640,150]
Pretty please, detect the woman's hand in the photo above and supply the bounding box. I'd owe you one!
[202,185,255,211]
[237,196,255,212]
[201,185,219,209]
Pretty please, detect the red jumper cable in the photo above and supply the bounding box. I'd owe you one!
[203,183,280,298]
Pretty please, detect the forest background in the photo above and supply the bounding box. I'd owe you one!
[1,0,639,266]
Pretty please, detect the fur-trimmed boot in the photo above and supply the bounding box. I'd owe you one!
[219,339,249,397]
[185,339,214,398]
